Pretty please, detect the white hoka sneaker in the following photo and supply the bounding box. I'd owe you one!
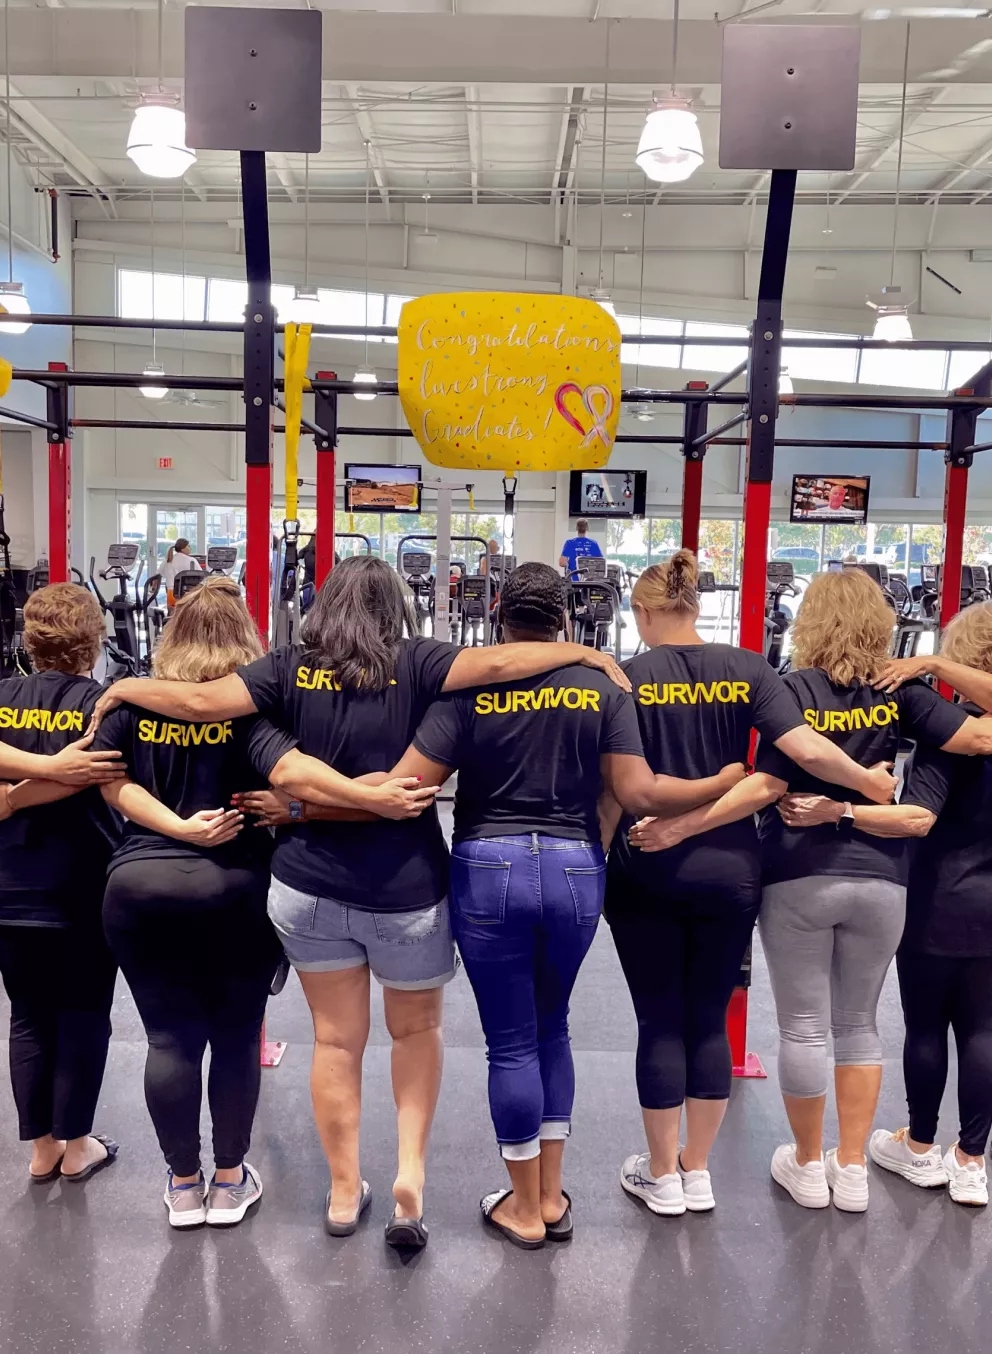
[825,1148,869,1212]
[868,1128,948,1188]
[677,1154,716,1212]
[620,1153,686,1216]
[942,1147,989,1207]
[770,1143,830,1209]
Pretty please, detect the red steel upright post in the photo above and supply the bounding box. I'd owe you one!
[46,361,71,583]
[681,391,706,557]
[314,372,338,587]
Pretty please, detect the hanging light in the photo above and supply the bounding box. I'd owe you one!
[291,285,321,322]
[353,366,378,401]
[871,303,914,342]
[127,102,195,179]
[628,401,655,423]
[636,100,704,184]
[0,281,31,335]
[590,287,616,320]
[779,368,794,395]
[140,360,168,400]
[868,24,913,345]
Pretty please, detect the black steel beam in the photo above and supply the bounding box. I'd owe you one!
[0,404,58,432]
[692,410,748,450]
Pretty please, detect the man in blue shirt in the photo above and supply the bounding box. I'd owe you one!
[559,520,603,578]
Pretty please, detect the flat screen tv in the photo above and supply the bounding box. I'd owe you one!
[568,469,647,519]
[790,474,870,526]
[344,464,422,514]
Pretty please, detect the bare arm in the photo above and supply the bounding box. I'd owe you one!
[0,732,125,786]
[600,753,747,817]
[776,794,936,839]
[442,643,631,694]
[267,748,439,820]
[774,725,897,804]
[236,752,452,827]
[101,778,243,847]
[597,790,623,852]
[89,673,256,728]
[0,779,81,819]
[875,655,992,711]
[627,771,788,853]
[939,713,992,756]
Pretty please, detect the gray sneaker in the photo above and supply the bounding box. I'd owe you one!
[205,1162,263,1227]
[164,1172,208,1229]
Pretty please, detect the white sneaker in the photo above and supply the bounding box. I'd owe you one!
[770,1143,830,1209]
[164,1171,207,1229]
[868,1128,947,1188]
[825,1148,869,1212]
[677,1153,716,1212]
[620,1152,686,1216]
[205,1162,263,1227]
[942,1146,989,1207]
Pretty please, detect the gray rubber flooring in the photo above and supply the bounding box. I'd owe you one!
[1,810,989,1354]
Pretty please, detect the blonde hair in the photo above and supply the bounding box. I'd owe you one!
[791,569,893,686]
[631,548,699,615]
[23,583,104,674]
[152,576,263,682]
[941,601,992,674]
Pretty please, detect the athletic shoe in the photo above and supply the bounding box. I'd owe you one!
[942,1146,989,1207]
[868,1127,947,1188]
[205,1162,263,1227]
[770,1143,830,1209]
[677,1153,716,1212]
[620,1153,685,1216]
[164,1172,207,1229]
[825,1148,869,1212]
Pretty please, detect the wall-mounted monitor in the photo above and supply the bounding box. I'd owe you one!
[568,469,646,519]
[344,464,422,514]
[790,474,870,526]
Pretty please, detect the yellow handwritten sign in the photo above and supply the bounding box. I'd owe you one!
[397,293,621,472]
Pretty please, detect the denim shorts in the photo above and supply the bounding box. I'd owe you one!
[267,876,457,990]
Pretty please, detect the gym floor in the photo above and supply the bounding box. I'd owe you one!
[1,807,989,1354]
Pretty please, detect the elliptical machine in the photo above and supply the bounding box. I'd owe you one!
[90,544,148,678]
[764,561,797,672]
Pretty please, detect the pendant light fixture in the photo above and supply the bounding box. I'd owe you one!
[635,0,704,185]
[354,141,378,401]
[868,22,913,342]
[292,154,321,320]
[141,189,167,399]
[0,0,29,334]
[592,23,616,318]
[126,0,195,179]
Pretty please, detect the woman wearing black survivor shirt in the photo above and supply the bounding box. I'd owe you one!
[750,569,992,1213]
[0,584,126,1183]
[93,577,431,1231]
[781,602,992,1208]
[89,556,627,1245]
[601,552,898,1220]
[392,563,744,1249]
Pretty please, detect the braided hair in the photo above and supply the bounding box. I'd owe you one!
[631,548,699,615]
[499,562,566,640]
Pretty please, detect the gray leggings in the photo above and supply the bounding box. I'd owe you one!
[758,875,906,1099]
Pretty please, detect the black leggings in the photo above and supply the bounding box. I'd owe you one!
[0,909,117,1141]
[607,871,758,1109]
[897,947,992,1158]
[103,858,280,1177]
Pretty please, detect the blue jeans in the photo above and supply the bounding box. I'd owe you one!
[449,833,605,1160]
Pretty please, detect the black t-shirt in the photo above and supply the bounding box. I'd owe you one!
[756,670,969,887]
[609,643,805,896]
[93,704,295,872]
[238,637,459,912]
[0,671,121,925]
[900,704,992,956]
[413,664,643,843]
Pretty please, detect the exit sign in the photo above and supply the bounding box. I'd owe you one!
[158,457,173,470]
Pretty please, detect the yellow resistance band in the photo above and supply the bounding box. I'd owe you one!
[283,323,312,523]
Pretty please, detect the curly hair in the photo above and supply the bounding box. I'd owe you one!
[941,601,992,674]
[631,548,699,616]
[790,569,893,686]
[153,576,263,682]
[23,583,105,674]
[500,562,565,639]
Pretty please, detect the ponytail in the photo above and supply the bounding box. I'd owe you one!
[631,548,699,615]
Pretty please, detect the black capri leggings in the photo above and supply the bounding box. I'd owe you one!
[103,857,281,1178]
[606,869,759,1110]
[897,947,992,1159]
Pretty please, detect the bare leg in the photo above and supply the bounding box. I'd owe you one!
[682,1098,728,1172]
[785,1093,827,1166]
[835,1065,882,1168]
[61,1136,110,1175]
[643,1106,682,1178]
[382,985,444,1220]
[298,966,371,1224]
[30,1134,65,1177]
[539,1140,567,1224]
[492,1156,545,1241]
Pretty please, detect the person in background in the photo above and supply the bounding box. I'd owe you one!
[750,569,992,1213]
[781,602,992,1208]
[559,520,602,578]
[88,556,629,1249]
[93,577,435,1231]
[601,552,898,1220]
[0,584,126,1183]
[478,540,500,576]
[161,538,202,608]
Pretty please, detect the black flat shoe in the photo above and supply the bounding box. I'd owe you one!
[545,1190,573,1242]
[385,1214,429,1250]
[480,1190,546,1250]
[324,1180,372,1237]
[62,1136,118,1183]
[30,1155,65,1184]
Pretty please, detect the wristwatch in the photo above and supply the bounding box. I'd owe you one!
[287,799,306,823]
[836,802,855,834]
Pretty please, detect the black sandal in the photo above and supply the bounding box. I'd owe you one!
[385,1214,429,1250]
[61,1135,118,1183]
[324,1180,372,1237]
[30,1154,65,1184]
[545,1190,573,1242]
[480,1190,546,1250]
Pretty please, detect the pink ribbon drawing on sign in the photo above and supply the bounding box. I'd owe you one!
[553,382,615,449]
